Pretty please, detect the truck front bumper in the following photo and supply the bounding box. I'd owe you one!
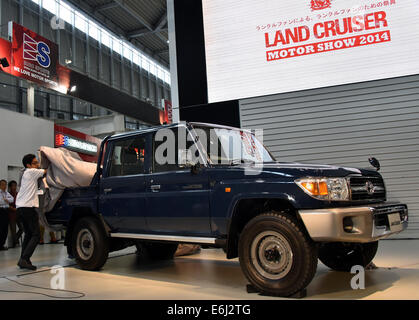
[298,202,408,243]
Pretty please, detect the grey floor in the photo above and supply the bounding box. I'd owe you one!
[0,239,418,300]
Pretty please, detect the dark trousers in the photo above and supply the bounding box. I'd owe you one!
[8,210,24,247]
[18,207,40,261]
[0,208,9,247]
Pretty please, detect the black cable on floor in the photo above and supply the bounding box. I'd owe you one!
[0,251,136,299]
[0,276,85,299]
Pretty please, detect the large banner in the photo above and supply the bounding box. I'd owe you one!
[8,22,60,89]
[202,0,419,103]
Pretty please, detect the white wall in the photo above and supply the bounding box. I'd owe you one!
[0,109,54,181]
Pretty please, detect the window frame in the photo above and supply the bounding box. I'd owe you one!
[151,126,207,174]
[104,134,149,178]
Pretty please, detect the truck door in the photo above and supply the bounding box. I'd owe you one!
[99,134,149,233]
[145,126,211,235]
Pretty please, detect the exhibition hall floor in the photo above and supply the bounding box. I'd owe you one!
[0,240,418,300]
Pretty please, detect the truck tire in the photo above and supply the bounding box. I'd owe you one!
[238,212,318,297]
[137,242,179,260]
[318,241,378,272]
[72,217,109,271]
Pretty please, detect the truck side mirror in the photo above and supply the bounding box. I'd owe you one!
[368,157,380,171]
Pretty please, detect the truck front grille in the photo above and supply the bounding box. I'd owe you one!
[349,176,386,201]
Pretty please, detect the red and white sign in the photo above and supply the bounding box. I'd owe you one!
[8,22,60,89]
[160,99,173,124]
[311,0,332,11]
[265,12,391,61]
[54,125,101,163]
[202,0,419,103]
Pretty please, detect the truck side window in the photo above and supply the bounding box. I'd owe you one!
[153,127,196,173]
[108,136,146,177]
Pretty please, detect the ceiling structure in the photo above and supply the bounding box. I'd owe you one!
[64,0,170,68]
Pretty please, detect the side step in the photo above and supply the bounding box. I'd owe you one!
[109,233,225,246]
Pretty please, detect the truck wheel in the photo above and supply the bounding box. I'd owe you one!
[238,212,318,297]
[72,217,109,271]
[318,241,378,272]
[137,242,179,260]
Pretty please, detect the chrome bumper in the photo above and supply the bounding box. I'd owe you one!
[298,202,408,243]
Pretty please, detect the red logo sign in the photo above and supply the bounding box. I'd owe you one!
[23,33,51,68]
[310,0,332,11]
[160,99,173,124]
[55,134,65,147]
[9,22,58,88]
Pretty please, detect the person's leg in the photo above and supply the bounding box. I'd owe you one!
[0,209,9,249]
[49,231,57,243]
[16,213,24,245]
[20,208,40,262]
[19,208,32,258]
[39,224,45,244]
[8,212,17,248]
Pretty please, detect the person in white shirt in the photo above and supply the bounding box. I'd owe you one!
[0,179,14,251]
[16,154,47,270]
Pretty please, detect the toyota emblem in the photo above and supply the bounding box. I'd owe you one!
[366,181,375,195]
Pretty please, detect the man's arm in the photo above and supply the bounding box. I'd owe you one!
[30,168,47,179]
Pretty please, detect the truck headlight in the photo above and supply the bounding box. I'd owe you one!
[295,177,350,201]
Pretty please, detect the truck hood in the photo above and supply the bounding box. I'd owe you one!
[232,162,381,178]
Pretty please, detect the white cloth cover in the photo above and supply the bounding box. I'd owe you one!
[37,146,97,229]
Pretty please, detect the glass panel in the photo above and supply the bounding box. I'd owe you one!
[153,127,198,173]
[32,0,169,87]
[101,31,111,48]
[192,126,276,165]
[141,58,149,72]
[113,38,122,55]
[75,13,88,33]
[157,67,165,81]
[123,45,132,60]
[89,22,100,41]
[149,63,156,76]
[133,52,140,66]
[59,2,73,24]
[108,137,147,177]
[43,0,57,15]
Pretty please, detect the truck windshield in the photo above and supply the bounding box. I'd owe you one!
[191,125,276,165]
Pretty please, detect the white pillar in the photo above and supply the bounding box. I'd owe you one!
[167,0,180,123]
[27,84,35,117]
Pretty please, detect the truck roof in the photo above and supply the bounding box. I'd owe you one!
[108,122,243,140]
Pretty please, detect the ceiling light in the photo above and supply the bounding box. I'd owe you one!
[57,85,68,94]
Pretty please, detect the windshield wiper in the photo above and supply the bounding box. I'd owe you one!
[229,159,242,166]
[229,159,257,166]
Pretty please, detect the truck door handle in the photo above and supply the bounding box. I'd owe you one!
[104,188,112,193]
[151,185,161,192]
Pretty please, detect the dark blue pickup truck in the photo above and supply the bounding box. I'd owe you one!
[47,122,408,297]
